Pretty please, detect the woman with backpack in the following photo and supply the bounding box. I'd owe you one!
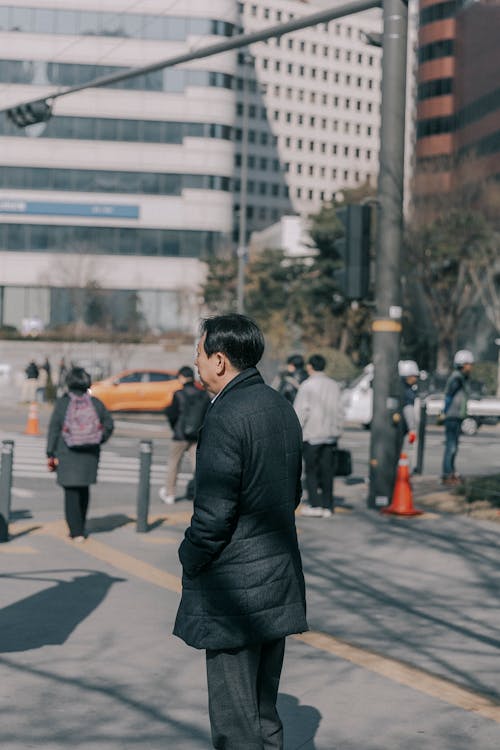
[46,366,114,542]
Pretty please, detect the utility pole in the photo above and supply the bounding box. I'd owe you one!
[236,53,251,315]
[368,0,409,508]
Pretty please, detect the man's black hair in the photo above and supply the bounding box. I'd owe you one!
[201,314,265,371]
[308,354,326,372]
[66,366,91,393]
[287,354,304,369]
[178,365,194,380]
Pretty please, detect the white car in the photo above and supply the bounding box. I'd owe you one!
[426,395,500,435]
[342,366,500,436]
[342,365,373,428]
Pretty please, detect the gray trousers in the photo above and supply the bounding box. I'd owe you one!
[165,439,196,495]
[206,638,286,750]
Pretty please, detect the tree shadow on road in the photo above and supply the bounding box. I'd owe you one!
[0,570,124,653]
[298,510,500,701]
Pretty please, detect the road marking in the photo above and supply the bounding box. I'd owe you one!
[294,632,500,723]
[0,544,37,554]
[11,517,500,723]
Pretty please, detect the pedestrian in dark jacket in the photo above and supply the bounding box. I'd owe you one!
[46,366,114,541]
[272,353,308,403]
[158,366,210,505]
[174,314,307,750]
[441,349,474,485]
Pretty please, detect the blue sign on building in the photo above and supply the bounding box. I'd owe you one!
[0,199,139,219]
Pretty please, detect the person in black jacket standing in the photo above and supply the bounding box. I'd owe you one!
[174,314,308,750]
[159,366,210,504]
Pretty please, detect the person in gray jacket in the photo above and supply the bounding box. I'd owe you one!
[174,314,307,750]
[46,367,114,541]
[294,354,343,518]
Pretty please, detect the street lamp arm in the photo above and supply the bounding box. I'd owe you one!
[2,0,382,120]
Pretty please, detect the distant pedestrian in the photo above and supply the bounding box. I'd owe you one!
[22,359,39,402]
[174,315,307,750]
[294,354,343,518]
[158,366,210,505]
[57,357,68,397]
[46,366,114,541]
[397,360,420,454]
[36,361,48,402]
[441,350,474,486]
[272,353,308,403]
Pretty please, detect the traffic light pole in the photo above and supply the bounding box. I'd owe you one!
[368,0,409,508]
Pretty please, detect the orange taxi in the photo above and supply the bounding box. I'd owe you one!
[89,368,182,412]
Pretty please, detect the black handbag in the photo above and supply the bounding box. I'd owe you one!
[334,448,352,477]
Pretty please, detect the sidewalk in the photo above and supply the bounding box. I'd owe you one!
[1,479,499,749]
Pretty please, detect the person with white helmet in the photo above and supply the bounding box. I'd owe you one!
[441,349,474,485]
[397,360,420,453]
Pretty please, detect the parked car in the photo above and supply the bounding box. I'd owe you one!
[341,364,373,428]
[342,365,500,436]
[425,394,500,435]
[89,368,182,412]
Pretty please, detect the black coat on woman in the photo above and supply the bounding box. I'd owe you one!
[173,367,308,651]
[46,394,114,487]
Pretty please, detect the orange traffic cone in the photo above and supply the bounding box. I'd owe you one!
[24,401,41,436]
[381,453,423,516]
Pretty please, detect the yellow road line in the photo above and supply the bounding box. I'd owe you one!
[42,519,182,594]
[294,632,500,723]
[18,517,500,724]
[0,544,37,554]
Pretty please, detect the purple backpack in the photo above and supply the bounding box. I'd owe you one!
[62,392,103,448]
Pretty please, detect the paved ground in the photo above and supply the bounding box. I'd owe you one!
[1,467,500,749]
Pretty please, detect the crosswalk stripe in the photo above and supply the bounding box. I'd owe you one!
[0,435,192,485]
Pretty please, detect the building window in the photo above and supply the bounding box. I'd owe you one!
[309,165,314,176]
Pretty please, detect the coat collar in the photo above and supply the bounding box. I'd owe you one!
[211,367,263,406]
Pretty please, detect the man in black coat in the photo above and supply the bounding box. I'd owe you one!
[174,314,308,750]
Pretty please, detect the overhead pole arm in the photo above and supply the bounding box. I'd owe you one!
[2,0,382,118]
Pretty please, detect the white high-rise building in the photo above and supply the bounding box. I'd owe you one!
[0,0,239,332]
[0,1,413,331]
[235,0,383,235]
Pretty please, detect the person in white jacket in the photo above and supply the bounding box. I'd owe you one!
[294,354,343,518]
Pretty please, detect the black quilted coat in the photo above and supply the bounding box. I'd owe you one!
[173,368,308,650]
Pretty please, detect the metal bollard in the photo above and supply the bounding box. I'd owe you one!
[414,401,427,475]
[0,440,14,543]
[136,440,153,533]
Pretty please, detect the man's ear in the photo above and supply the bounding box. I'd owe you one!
[214,352,226,374]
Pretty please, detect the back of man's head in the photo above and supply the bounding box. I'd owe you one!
[201,314,264,371]
[307,354,326,372]
[178,366,194,380]
[287,354,304,371]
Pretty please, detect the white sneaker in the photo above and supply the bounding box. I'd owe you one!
[322,509,334,518]
[159,487,175,505]
[300,505,324,517]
